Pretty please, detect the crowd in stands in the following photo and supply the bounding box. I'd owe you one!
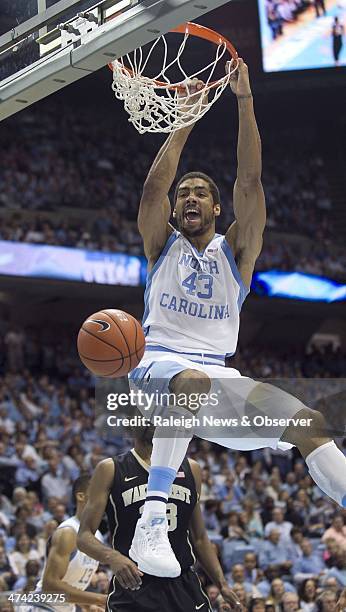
[1,211,343,280]
[257,240,345,281]
[1,322,346,380]
[0,321,345,608]
[0,103,343,280]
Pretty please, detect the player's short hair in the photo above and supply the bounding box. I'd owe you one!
[72,473,90,501]
[174,172,220,205]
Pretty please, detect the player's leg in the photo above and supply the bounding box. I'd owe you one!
[280,407,346,507]
[129,357,210,577]
[196,370,346,508]
[107,574,170,611]
[165,568,212,612]
[107,571,210,612]
[142,368,210,521]
[243,381,346,507]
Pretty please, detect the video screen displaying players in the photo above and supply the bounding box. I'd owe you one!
[258,0,346,71]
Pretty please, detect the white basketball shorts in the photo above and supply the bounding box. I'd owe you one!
[129,347,307,451]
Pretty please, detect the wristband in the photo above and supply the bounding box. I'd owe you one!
[237,93,253,99]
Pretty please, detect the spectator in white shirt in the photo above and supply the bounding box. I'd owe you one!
[0,406,15,434]
[41,455,70,504]
[8,534,41,577]
[264,508,293,543]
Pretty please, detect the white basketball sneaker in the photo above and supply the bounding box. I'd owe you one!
[129,514,181,578]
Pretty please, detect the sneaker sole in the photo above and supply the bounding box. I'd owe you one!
[129,547,181,578]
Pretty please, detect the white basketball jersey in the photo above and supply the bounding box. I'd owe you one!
[35,516,102,612]
[143,230,249,357]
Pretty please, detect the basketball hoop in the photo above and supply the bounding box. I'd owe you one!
[108,22,238,134]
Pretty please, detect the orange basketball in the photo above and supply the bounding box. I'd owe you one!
[77,309,145,378]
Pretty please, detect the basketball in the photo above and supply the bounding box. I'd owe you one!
[77,309,145,378]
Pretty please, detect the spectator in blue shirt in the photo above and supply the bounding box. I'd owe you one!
[287,527,304,565]
[281,472,299,497]
[293,538,326,583]
[202,500,221,533]
[15,456,41,488]
[244,552,264,584]
[226,564,260,596]
[259,529,293,573]
[216,474,244,509]
[257,566,297,598]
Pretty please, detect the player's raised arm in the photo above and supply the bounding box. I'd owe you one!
[225,59,266,288]
[188,460,244,611]
[138,81,204,266]
[77,458,143,591]
[42,528,106,607]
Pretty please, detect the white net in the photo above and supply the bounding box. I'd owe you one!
[110,27,238,134]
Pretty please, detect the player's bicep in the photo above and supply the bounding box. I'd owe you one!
[79,459,114,536]
[226,180,266,286]
[231,178,266,253]
[43,529,75,587]
[137,189,173,261]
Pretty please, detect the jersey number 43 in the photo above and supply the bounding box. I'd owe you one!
[182,272,214,299]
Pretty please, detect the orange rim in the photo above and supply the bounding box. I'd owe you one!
[108,21,238,90]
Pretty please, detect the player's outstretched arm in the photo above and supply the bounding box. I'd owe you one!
[138,80,204,266]
[225,59,266,289]
[188,460,244,611]
[77,459,143,591]
[42,528,106,607]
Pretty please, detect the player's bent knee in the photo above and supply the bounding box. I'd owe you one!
[282,406,329,447]
[169,369,211,394]
[169,369,211,414]
[298,407,327,436]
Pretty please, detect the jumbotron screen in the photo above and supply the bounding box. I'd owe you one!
[258,0,346,71]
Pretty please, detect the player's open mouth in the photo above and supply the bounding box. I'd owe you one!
[184,207,201,224]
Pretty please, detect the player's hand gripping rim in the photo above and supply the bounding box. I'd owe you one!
[177,78,209,117]
[225,57,252,99]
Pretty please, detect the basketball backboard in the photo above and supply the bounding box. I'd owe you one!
[0,0,234,122]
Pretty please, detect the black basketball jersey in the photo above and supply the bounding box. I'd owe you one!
[106,450,198,571]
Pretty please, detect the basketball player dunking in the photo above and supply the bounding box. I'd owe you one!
[122,58,346,579]
[77,426,242,611]
[27,474,105,612]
